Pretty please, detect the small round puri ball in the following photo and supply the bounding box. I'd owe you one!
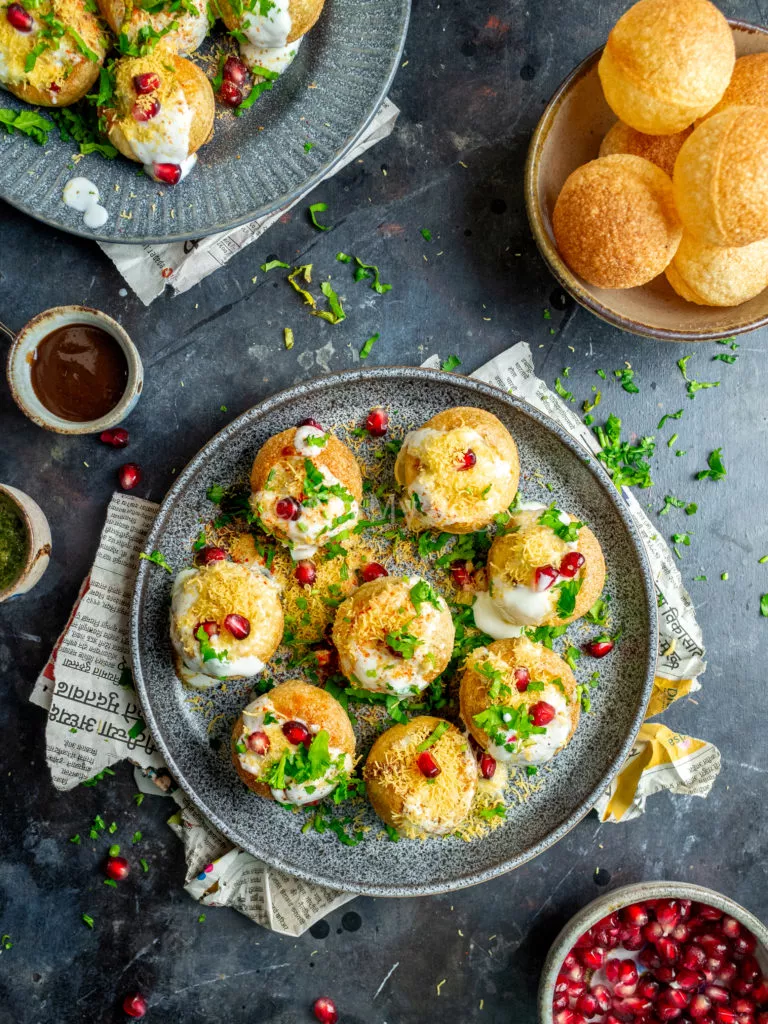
[553,155,682,289]
[666,232,768,306]
[673,107,768,247]
[703,54,768,121]
[600,121,693,177]
[598,0,735,135]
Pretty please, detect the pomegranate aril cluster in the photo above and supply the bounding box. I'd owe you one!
[553,898,767,1024]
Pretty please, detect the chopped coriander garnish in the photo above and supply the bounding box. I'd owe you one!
[693,575,707,581]
[759,555,768,564]
[359,333,379,359]
[304,141,314,152]
[696,448,726,482]
[526,765,538,777]
[721,572,729,581]
[583,389,601,414]
[538,504,583,542]
[308,202,330,231]
[196,625,228,665]
[441,354,461,373]
[659,495,697,516]
[420,228,432,241]
[385,625,423,659]
[198,914,206,923]
[416,721,449,751]
[139,550,172,572]
[713,353,737,364]
[108,844,120,857]
[593,414,655,490]
[667,433,678,448]
[131,831,142,844]
[352,256,391,294]
[761,594,768,618]
[614,367,639,393]
[260,259,290,272]
[104,878,118,888]
[554,375,574,402]
[657,409,683,429]
[384,824,400,842]
[82,914,94,929]
[410,579,442,614]
[677,354,720,399]
[0,108,54,145]
[133,793,145,806]
[671,532,692,547]
[556,578,582,619]
[596,369,606,380]
[311,281,345,324]
[284,327,294,350]
[140,858,149,873]
[206,483,225,503]
[70,834,81,844]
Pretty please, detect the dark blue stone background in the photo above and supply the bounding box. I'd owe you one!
[1,0,766,1020]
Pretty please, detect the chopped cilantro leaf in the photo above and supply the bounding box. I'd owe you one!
[677,354,720,399]
[410,579,442,614]
[420,228,432,241]
[360,333,379,359]
[416,721,449,751]
[139,550,172,573]
[696,448,726,482]
[657,409,683,429]
[593,414,655,490]
[0,108,54,145]
[260,259,290,272]
[555,578,582,619]
[614,367,639,393]
[538,505,583,542]
[761,594,768,617]
[308,202,330,231]
[441,354,462,373]
[554,375,574,402]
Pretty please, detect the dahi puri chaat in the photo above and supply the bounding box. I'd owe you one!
[217,0,325,74]
[250,421,363,561]
[95,0,208,55]
[460,637,579,768]
[394,408,519,534]
[364,716,478,837]
[332,575,454,696]
[232,680,355,806]
[473,503,605,639]
[170,559,283,684]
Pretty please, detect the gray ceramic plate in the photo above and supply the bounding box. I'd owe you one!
[130,367,657,897]
[0,0,409,244]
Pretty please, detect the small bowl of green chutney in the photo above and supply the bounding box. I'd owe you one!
[0,485,51,603]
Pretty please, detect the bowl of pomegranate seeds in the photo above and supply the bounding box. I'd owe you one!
[539,881,768,1024]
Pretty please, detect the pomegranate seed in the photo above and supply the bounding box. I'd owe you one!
[133,72,160,93]
[620,926,644,950]
[559,551,585,578]
[658,937,681,963]
[678,968,705,990]
[223,54,249,85]
[295,560,317,587]
[201,546,226,564]
[622,903,650,927]
[716,1011,739,1024]
[365,406,389,436]
[556,974,570,994]
[479,754,496,779]
[299,417,323,429]
[656,1005,683,1021]
[313,997,338,1024]
[585,638,614,658]
[593,927,620,949]
[554,1012,580,1024]
[699,906,725,921]
[678,899,693,919]
[118,463,141,489]
[224,613,250,639]
[722,918,742,940]
[672,922,691,943]
[617,961,637,987]
[458,449,476,470]
[644,920,664,943]
[734,979,756,997]
[275,496,301,520]
[639,947,662,970]
[705,986,731,1005]
[596,912,620,931]
[105,855,130,881]
[592,985,612,1012]
[580,947,606,970]
[282,720,310,746]
[195,620,219,639]
[530,701,555,726]
[360,562,388,583]
[566,979,587,1001]
[655,965,677,983]
[691,995,714,1019]
[718,963,738,985]
[759,1015,768,1024]
[563,952,579,972]
[666,989,691,1009]
[6,2,32,30]
[701,936,728,958]
[605,959,622,984]
[153,162,181,185]
[735,935,758,958]
[132,97,160,121]
[553,994,568,1012]
[450,561,473,589]
[122,992,148,1018]
[246,730,270,755]
[657,900,682,934]
[576,992,599,1017]
[735,999,758,1015]
[752,981,768,1005]
[684,944,709,969]
[218,79,243,107]
[638,977,659,1000]
[574,932,594,949]
[742,958,761,983]
[100,427,129,447]
[514,667,530,692]
[417,750,441,778]
[535,564,558,591]
[614,996,652,1016]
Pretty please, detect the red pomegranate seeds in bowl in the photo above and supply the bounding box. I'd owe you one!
[539,882,768,1024]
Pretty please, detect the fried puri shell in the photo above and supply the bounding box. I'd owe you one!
[673,107,768,248]
[232,679,356,799]
[702,53,768,122]
[217,0,325,43]
[459,637,579,754]
[597,0,734,135]
[599,121,693,177]
[553,155,682,289]
[250,427,363,503]
[666,232,768,306]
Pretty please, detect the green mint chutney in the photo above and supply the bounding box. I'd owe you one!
[0,493,29,592]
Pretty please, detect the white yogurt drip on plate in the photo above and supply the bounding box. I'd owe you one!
[241,36,301,74]
[241,0,292,48]
[144,152,197,184]
[62,178,109,229]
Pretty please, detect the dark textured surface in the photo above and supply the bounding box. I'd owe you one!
[0,0,767,1020]
[132,368,655,896]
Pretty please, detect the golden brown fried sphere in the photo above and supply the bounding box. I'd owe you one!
[599,121,693,177]
[553,155,682,289]
[364,716,477,837]
[217,0,325,44]
[597,0,734,135]
[673,107,768,248]
[666,232,768,306]
[702,53,768,121]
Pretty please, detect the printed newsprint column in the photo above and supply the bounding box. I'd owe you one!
[30,492,164,790]
[99,99,400,306]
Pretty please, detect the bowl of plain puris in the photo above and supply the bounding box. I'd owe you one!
[526,0,768,340]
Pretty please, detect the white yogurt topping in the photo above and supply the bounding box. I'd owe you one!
[488,579,557,627]
[63,178,109,229]
[127,90,193,168]
[487,688,571,766]
[293,425,327,455]
[240,36,301,74]
[472,590,524,640]
[241,0,292,48]
[143,152,197,184]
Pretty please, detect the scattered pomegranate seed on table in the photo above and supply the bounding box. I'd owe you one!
[223,54,249,84]
[245,730,270,755]
[218,80,243,107]
[122,992,148,1018]
[559,551,585,578]
[360,562,387,583]
[133,72,160,94]
[479,753,496,779]
[553,898,768,1024]
[275,496,301,520]
[105,855,130,881]
[200,546,226,564]
[365,406,388,436]
[6,3,33,30]
[535,564,558,591]
[100,427,129,447]
[416,750,441,778]
[118,463,142,490]
[153,163,182,185]
[585,638,614,658]
[312,997,338,1024]
[282,720,311,746]
[224,613,250,639]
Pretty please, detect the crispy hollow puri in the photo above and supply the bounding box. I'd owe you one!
[553,155,682,289]
[394,407,520,534]
[597,0,734,135]
[217,0,324,43]
[96,0,208,55]
[599,121,693,178]
[459,637,579,754]
[231,679,356,799]
[102,54,214,163]
[673,107,768,248]
[250,428,363,502]
[666,232,768,307]
[702,54,768,122]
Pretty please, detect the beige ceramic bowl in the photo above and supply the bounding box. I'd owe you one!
[526,20,768,340]
[0,484,51,603]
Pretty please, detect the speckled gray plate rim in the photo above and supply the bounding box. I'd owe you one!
[0,0,410,244]
[130,366,658,897]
